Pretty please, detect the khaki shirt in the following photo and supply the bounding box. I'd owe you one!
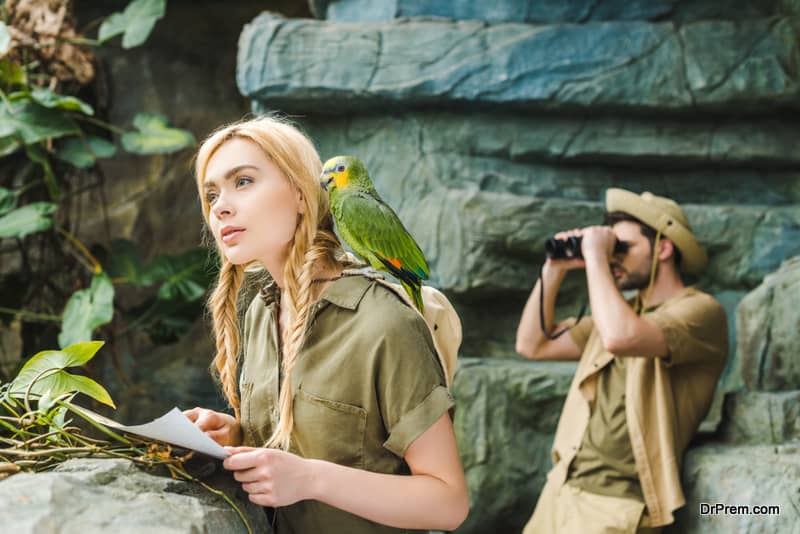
[240,274,454,534]
[548,287,728,527]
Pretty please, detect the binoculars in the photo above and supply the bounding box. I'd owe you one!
[544,236,629,260]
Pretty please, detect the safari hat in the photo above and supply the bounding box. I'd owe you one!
[605,188,707,274]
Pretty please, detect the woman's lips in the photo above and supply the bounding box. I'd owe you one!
[222,229,245,245]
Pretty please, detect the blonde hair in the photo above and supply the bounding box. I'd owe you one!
[194,116,343,450]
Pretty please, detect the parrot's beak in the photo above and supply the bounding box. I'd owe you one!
[320,173,333,191]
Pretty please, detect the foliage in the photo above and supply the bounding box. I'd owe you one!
[0,341,252,533]
[0,1,206,384]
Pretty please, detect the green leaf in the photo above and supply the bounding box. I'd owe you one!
[121,113,195,154]
[0,59,25,86]
[103,238,145,285]
[142,248,212,301]
[29,88,94,116]
[56,136,117,168]
[0,187,16,216]
[58,274,115,349]
[0,202,57,239]
[0,22,10,55]
[10,341,115,408]
[0,99,80,144]
[0,135,21,157]
[98,0,166,49]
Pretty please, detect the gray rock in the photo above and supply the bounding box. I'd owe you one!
[312,0,785,24]
[666,443,800,533]
[0,458,271,534]
[238,13,800,113]
[718,390,800,444]
[452,358,576,534]
[738,256,800,391]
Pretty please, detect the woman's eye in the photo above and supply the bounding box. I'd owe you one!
[206,191,218,204]
[236,176,253,187]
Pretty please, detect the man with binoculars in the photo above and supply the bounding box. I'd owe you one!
[516,188,728,533]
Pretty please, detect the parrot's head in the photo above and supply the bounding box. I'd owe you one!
[320,155,373,194]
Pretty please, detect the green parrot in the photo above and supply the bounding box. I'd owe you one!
[320,155,429,312]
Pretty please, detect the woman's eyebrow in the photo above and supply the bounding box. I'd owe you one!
[204,164,259,188]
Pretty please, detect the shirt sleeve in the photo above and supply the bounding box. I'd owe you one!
[646,292,729,367]
[567,315,595,351]
[375,303,455,458]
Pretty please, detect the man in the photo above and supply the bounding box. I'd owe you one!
[516,188,728,533]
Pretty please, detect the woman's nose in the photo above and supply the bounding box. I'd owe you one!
[211,193,233,218]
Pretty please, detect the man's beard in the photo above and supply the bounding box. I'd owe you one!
[613,262,656,291]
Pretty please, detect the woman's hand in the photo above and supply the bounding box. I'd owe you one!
[223,447,313,507]
[184,407,242,447]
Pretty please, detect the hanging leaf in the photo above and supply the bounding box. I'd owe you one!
[29,88,94,116]
[0,187,16,216]
[0,100,79,144]
[0,202,57,239]
[142,248,213,301]
[121,113,195,154]
[98,0,166,49]
[58,273,115,349]
[56,136,117,168]
[25,143,59,200]
[10,341,115,408]
[0,22,10,56]
[102,238,145,284]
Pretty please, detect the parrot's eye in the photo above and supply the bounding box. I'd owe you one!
[337,165,346,172]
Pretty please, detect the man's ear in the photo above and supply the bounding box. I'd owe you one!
[659,238,675,262]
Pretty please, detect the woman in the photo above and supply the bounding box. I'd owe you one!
[185,116,469,533]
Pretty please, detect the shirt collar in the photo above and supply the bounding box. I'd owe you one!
[259,273,372,310]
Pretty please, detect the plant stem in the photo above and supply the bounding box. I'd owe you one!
[56,227,102,274]
[0,306,61,323]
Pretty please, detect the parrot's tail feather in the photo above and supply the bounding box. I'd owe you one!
[377,256,421,287]
[400,280,425,313]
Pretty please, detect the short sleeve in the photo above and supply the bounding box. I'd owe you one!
[646,292,728,367]
[376,306,454,458]
[567,316,595,351]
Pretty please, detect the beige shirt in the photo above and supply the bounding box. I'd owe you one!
[548,286,728,527]
[240,274,454,534]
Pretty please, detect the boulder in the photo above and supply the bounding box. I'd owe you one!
[238,13,800,113]
[452,358,576,534]
[718,390,800,444]
[0,458,271,534]
[738,256,800,391]
[310,0,787,24]
[666,443,800,533]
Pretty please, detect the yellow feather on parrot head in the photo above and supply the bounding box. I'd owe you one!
[320,155,374,193]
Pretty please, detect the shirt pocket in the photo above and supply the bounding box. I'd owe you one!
[292,388,367,470]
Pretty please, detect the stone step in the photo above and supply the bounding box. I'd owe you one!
[238,13,800,114]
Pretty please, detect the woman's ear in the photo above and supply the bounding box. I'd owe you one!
[296,189,305,215]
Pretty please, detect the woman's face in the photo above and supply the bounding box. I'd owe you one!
[203,137,303,267]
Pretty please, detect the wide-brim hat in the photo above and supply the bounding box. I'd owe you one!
[605,188,707,274]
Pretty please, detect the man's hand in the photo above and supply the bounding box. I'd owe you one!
[184,407,242,447]
[223,446,312,507]
[580,225,617,263]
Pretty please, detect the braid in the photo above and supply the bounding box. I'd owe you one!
[209,260,245,418]
[265,219,343,450]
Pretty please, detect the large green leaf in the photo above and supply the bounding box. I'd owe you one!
[56,136,117,168]
[58,273,115,349]
[0,187,16,216]
[121,113,195,155]
[9,341,115,408]
[0,99,79,144]
[143,248,212,301]
[0,135,21,157]
[0,22,10,55]
[29,88,94,116]
[103,238,145,284]
[0,202,57,239]
[98,0,166,49]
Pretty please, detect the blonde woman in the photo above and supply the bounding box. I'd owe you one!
[184,116,469,533]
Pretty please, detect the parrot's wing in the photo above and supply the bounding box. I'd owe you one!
[339,192,429,285]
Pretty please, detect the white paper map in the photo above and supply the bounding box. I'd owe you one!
[73,405,230,460]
